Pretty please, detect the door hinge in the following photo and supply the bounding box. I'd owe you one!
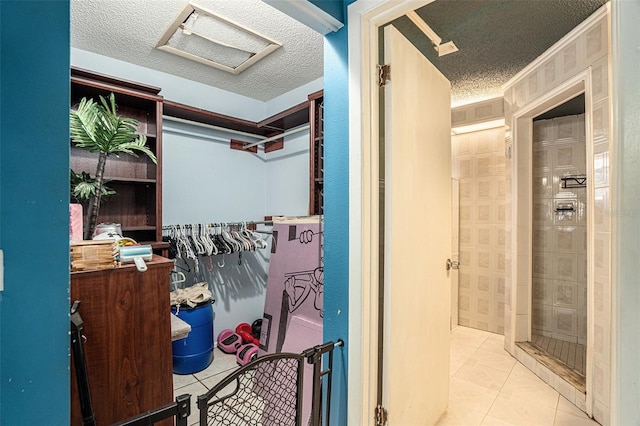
[377,64,390,87]
[375,404,388,426]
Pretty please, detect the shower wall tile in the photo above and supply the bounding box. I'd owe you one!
[493,152,506,175]
[477,272,491,293]
[475,154,493,176]
[591,55,609,103]
[578,309,588,343]
[593,319,611,364]
[476,226,490,246]
[476,202,493,223]
[495,226,506,248]
[593,398,611,426]
[459,180,473,199]
[554,253,578,281]
[593,359,611,409]
[495,251,506,273]
[459,248,474,270]
[578,253,588,283]
[543,57,559,91]
[458,157,474,178]
[594,274,611,319]
[593,147,610,188]
[533,278,553,304]
[516,314,529,341]
[459,202,473,224]
[555,116,580,142]
[459,270,472,290]
[476,178,494,198]
[553,307,578,337]
[594,232,610,278]
[592,98,610,144]
[496,202,507,223]
[555,226,578,252]
[533,251,553,278]
[496,175,507,198]
[533,174,553,198]
[516,284,529,315]
[452,126,507,334]
[533,118,551,144]
[533,200,553,225]
[585,17,609,62]
[554,280,578,308]
[474,132,495,154]
[477,250,491,270]
[553,375,577,406]
[459,226,473,245]
[533,226,552,251]
[561,41,579,78]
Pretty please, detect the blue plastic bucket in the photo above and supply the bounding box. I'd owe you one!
[171,301,214,374]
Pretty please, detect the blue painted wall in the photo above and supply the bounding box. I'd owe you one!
[322,1,350,424]
[0,1,70,424]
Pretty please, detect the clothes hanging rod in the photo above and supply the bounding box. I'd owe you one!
[163,115,269,140]
[162,220,273,230]
[242,124,310,150]
[163,126,233,144]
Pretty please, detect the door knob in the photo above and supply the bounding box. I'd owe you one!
[446,259,460,271]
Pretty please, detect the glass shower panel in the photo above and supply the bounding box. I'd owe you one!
[531,112,587,378]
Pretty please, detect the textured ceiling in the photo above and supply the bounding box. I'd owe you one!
[71,0,323,101]
[394,0,609,105]
[72,0,608,105]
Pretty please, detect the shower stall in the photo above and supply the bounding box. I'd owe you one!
[530,103,587,389]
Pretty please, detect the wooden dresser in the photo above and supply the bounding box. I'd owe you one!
[70,256,174,425]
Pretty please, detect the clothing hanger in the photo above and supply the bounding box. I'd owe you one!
[170,270,186,284]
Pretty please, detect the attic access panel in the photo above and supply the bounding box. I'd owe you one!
[156,3,282,75]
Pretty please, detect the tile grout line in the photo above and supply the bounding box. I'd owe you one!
[552,392,561,426]
[478,350,517,425]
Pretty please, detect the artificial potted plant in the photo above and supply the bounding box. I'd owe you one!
[70,93,157,240]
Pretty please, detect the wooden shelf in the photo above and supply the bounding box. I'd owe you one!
[257,100,309,131]
[164,97,311,138]
[105,176,157,184]
[71,68,164,249]
[163,99,268,136]
[122,225,157,231]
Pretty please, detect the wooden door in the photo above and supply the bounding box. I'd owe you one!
[382,24,452,425]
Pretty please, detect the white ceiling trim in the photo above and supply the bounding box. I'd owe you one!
[262,0,343,35]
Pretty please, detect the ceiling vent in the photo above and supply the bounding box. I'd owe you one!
[156,2,282,75]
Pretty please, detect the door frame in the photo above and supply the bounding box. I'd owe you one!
[347,1,435,424]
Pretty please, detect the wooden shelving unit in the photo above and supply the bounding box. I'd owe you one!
[308,90,324,215]
[70,67,165,249]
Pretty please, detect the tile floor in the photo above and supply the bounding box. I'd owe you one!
[173,348,240,426]
[173,326,600,426]
[438,326,600,426]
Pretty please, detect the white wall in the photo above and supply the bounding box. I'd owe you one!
[72,48,319,339]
